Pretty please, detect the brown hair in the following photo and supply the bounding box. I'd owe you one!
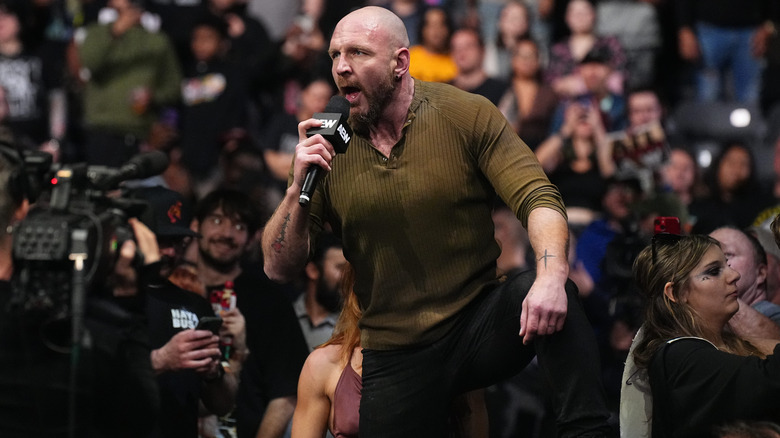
[320,263,362,366]
[771,213,780,250]
[632,234,761,369]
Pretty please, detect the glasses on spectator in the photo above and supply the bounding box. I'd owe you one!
[651,233,683,266]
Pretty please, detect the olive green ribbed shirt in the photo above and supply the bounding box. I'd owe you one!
[309,80,566,349]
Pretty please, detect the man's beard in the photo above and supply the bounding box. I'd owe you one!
[314,275,342,314]
[198,240,241,272]
[350,71,398,137]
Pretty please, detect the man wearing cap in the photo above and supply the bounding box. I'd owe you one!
[132,185,244,438]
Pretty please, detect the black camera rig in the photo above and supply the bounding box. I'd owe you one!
[10,151,169,318]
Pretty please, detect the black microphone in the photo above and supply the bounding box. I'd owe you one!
[299,95,352,206]
[97,150,170,190]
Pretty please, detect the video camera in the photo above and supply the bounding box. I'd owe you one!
[9,150,169,317]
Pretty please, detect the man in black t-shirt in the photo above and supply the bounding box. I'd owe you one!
[191,189,308,438]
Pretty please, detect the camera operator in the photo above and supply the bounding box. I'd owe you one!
[0,143,160,437]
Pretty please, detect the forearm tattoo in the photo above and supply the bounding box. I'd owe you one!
[537,249,555,269]
[271,213,291,253]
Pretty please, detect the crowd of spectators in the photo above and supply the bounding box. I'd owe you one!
[3,0,780,436]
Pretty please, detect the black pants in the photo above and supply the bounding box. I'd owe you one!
[359,270,612,437]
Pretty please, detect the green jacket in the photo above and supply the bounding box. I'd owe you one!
[79,24,181,138]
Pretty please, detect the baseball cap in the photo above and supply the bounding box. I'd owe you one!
[131,186,197,238]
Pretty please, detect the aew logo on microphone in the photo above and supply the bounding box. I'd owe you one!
[307,112,352,153]
[337,124,350,144]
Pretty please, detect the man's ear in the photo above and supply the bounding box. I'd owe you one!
[190,219,199,233]
[663,281,677,303]
[757,263,768,290]
[305,261,319,282]
[393,47,410,79]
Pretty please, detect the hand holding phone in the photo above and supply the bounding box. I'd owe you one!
[195,316,223,335]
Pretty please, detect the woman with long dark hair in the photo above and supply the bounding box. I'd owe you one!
[622,234,780,437]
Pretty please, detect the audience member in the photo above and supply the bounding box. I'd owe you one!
[575,175,643,286]
[535,90,616,230]
[203,0,277,91]
[748,221,780,308]
[675,0,774,104]
[192,189,309,438]
[449,27,508,106]
[498,37,558,150]
[408,6,457,83]
[689,143,773,234]
[549,46,628,135]
[0,2,66,154]
[660,148,701,211]
[483,0,532,80]
[611,87,669,192]
[179,13,249,196]
[268,8,332,122]
[544,0,627,99]
[262,77,334,198]
[75,0,182,167]
[622,234,780,437]
[709,227,780,326]
[626,87,664,132]
[293,232,347,351]
[132,185,242,438]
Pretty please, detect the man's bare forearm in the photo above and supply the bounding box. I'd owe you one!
[526,207,569,282]
[255,396,296,438]
[261,188,312,282]
[730,298,780,340]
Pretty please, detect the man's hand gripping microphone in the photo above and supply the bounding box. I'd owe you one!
[299,96,352,206]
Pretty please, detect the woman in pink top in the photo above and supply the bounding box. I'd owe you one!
[293,265,363,438]
[291,266,488,438]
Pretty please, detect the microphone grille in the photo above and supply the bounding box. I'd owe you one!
[324,95,351,118]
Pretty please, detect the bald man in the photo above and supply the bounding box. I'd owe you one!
[710,227,780,326]
[262,6,611,437]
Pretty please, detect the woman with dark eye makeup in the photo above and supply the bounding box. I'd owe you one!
[621,234,780,438]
